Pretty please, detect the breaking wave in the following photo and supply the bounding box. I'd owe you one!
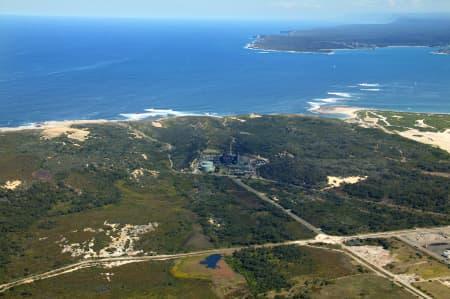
[120,108,205,121]
[327,92,352,98]
[358,83,380,87]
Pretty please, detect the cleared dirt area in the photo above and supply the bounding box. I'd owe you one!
[1,180,22,190]
[325,176,368,189]
[398,129,450,154]
[59,221,159,259]
[346,245,394,268]
[413,281,450,299]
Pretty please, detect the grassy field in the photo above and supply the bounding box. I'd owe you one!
[1,115,449,293]
[3,260,219,299]
[383,238,450,279]
[171,254,250,298]
[413,281,450,299]
[3,246,415,299]
[0,121,313,284]
[226,245,413,298]
[312,274,412,299]
[244,179,450,235]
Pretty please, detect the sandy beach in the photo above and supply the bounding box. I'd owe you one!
[0,119,112,142]
[1,110,450,154]
[0,119,111,133]
[311,105,363,119]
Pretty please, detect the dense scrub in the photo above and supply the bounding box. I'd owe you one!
[227,245,360,297]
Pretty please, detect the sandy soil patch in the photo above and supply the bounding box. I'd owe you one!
[398,129,450,154]
[131,168,160,180]
[41,126,90,142]
[314,234,342,245]
[313,106,362,119]
[141,153,148,160]
[151,121,163,128]
[248,113,262,119]
[397,274,419,284]
[229,117,246,122]
[415,119,435,129]
[208,217,222,228]
[59,221,158,259]
[363,116,379,124]
[102,260,145,269]
[347,245,394,268]
[214,259,238,279]
[1,180,22,190]
[326,176,368,189]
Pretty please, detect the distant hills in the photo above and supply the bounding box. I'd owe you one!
[247,17,450,54]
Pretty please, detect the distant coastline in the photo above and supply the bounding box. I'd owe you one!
[247,17,450,54]
[432,49,450,55]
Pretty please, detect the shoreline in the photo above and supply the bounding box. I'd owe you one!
[1,108,449,154]
[310,105,363,119]
[0,119,114,133]
[2,107,450,133]
[245,42,440,56]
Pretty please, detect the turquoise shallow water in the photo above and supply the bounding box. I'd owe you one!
[1,16,449,127]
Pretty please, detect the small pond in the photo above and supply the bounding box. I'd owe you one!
[199,254,222,269]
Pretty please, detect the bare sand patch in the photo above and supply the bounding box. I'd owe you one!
[313,106,362,119]
[229,117,246,123]
[1,180,22,190]
[398,129,450,154]
[248,113,262,119]
[59,221,159,259]
[314,234,342,245]
[0,120,110,142]
[151,121,163,128]
[347,245,394,268]
[41,127,90,141]
[326,176,368,189]
[415,119,435,129]
[131,168,160,180]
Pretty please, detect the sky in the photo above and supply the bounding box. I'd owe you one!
[1,0,450,20]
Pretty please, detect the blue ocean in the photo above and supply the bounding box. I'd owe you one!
[1,16,450,127]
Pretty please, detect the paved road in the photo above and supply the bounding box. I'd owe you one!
[2,226,448,296]
[1,175,448,297]
[342,245,432,299]
[0,240,310,293]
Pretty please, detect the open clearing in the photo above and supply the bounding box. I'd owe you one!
[413,281,450,299]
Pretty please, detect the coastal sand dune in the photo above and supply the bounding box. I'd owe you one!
[315,106,450,154]
[0,120,110,142]
[398,129,450,154]
[325,176,368,189]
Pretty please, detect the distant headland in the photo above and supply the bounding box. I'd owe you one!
[246,17,450,54]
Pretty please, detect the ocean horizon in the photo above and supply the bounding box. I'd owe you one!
[1,16,450,127]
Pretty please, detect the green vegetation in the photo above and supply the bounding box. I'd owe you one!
[249,18,450,53]
[381,238,450,279]
[413,281,450,299]
[4,260,219,299]
[179,176,314,246]
[1,114,449,290]
[357,110,450,132]
[311,274,412,299]
[227,245,361,297]
[244,179,449,235]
